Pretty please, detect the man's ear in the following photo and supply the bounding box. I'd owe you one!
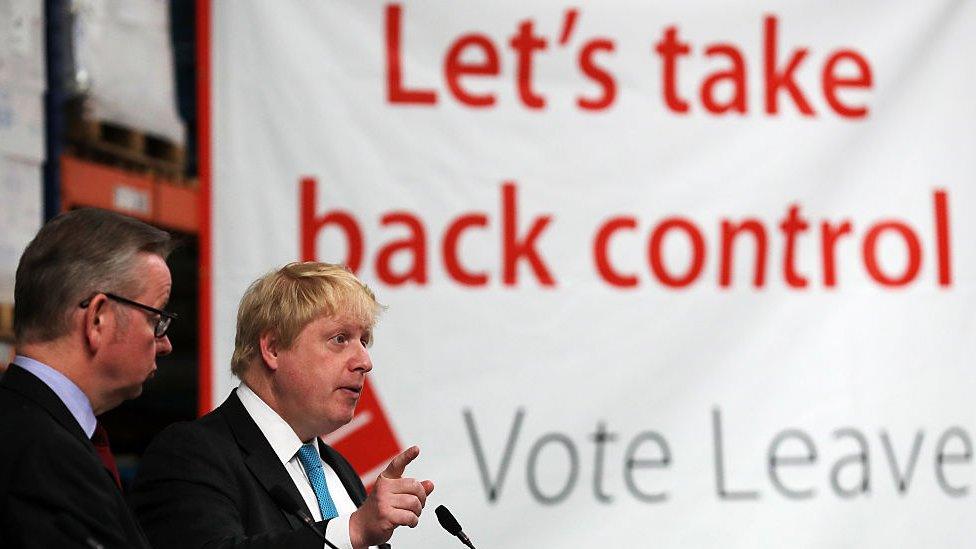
[83,294,111,353]
[259,331,281,371]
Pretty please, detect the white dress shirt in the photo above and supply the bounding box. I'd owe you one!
[236,382,360,549]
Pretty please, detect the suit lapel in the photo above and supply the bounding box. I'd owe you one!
[1,364,126,497]
[219,391,311,529]
[2,365,92,445]
[319,440,367,506]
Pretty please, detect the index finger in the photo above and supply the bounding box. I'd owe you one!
[381,445,420,480]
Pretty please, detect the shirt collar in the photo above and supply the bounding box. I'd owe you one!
[13,355,97,438]
[235,381,306,464]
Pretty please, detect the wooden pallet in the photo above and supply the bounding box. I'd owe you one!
[66,99,191,185]
[0,303,13,343]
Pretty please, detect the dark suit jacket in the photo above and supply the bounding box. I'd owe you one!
[0,364,150,549]
[130,390,367,549]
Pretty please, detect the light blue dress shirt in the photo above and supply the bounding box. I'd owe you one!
[13,354,97,438]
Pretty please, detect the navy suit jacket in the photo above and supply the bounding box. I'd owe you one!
[130,390,367,549]
[0,365,150,548]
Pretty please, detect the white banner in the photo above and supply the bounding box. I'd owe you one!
[209,2,976,546]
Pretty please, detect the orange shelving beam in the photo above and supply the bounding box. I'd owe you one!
[60,154,198,233]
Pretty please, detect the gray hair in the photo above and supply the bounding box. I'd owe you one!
[14,208,175,343]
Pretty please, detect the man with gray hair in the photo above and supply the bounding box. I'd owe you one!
[0,208,176,548]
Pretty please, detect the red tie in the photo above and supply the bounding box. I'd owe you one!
[91,423,122,489]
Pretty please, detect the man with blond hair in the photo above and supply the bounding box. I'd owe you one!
[132,262,434,549]
[0,208,175,548]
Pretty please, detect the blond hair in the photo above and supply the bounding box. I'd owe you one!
[231,262,382,377]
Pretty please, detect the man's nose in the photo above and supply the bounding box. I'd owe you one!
[354,343,372,373]
[156,334,173,356]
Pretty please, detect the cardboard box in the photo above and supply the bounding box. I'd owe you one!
[0,0,45,89]
[0,80,45,162]
[0,155,42,303]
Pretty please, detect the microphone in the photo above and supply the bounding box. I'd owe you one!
[270,486,341,549]
[55,513,105,549]
[435,505,476,549]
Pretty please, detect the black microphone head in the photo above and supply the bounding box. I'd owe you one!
[270,486,302,515]
[55,513,91,541]
[435,505,463,536]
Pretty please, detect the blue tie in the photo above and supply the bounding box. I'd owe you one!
[297,442,339,520]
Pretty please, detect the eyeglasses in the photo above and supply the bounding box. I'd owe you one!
[78,292,178,338]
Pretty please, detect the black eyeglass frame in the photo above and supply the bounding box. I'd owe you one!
[78,292,177,338]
